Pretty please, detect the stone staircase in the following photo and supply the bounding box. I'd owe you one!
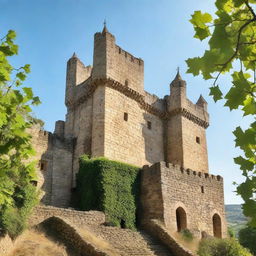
[84,223,173,256]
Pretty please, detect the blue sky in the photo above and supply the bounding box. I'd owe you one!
[1,0,251,204]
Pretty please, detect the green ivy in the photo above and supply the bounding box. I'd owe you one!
[76,155,141,230]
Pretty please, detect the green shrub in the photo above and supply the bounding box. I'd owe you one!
[228,227,235,238]
[76,155,141,230]
[198,238,252,256]
[181,229,194,242]
[239,225,256,255]
[0,183,38,238]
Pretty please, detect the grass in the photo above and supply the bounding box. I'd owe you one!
[8,229,68,256]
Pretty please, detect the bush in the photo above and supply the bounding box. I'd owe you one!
[198,238,252,256]
[0,183,38,238]
[181,229,194,242]
[228,227,235,238]
[239,226,256,255]
[76,155,141,229]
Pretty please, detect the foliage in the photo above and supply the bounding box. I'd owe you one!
[239,225,256,255]
[76,155,141,229]
[181,228,194,242]
[0,30,40,237]
[228,227,236,238]
[198,238,252,256]
[186,0,256,226]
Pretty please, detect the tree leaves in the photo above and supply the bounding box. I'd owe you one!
[209,86,223,102]
[190,11,212,40]
[186,0,256,226]
[0,29,40,235]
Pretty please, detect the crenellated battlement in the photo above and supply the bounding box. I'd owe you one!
[115,45,143,67]
[145,162,223,185]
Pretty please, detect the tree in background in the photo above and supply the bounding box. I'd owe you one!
[0,29,40,238]
[186,0,256,226]
[198,238,252,256]
[239,225,256,255]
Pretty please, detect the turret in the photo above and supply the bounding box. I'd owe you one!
[196,94,208,111]
[92,23,116,80]
[166,71,209,173]
[168,70,187,111]
[65,53,92,107]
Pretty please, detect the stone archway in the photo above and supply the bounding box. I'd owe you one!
[212,213,222,238]
[176,207,187,232]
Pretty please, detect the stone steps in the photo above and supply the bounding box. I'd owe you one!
[85,224,173,256]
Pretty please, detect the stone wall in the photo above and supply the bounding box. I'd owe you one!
[141,162,227,239]
[103,86,165,167]
[30,205,105,227]
[29,127,73,207]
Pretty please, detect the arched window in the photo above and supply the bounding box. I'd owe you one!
[125,79,129,86]
[176,207,187,232]
[213,213,222,238]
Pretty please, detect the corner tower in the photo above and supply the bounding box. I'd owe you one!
[166,71,209,172]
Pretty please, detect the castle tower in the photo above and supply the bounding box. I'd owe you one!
[166,71,209,172]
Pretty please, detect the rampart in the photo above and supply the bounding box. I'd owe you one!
[141,162,227,238]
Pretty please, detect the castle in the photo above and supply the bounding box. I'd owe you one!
[31,24,227,239]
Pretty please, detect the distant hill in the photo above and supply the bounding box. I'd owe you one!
[225,204,248,235]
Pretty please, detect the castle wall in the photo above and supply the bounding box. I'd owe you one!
[29,126,73,207]
[141,162,227,239]
[91,86,105,157]
[181,117,208,172]
[103,86,165,167]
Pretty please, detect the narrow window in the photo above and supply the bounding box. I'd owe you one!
[147,121,152,130]
[125,80,129,86]
[124,112,128,121]
[196,136,200,144]
[201,186,204,193]
[125,52,127,58]
[119,48,121,54]
[40,162,44,170]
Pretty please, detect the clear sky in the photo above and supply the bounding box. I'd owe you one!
[1,0,251,204]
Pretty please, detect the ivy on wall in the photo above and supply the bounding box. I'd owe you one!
[76,155,141,229]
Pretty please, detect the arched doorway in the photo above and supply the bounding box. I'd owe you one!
[176,207,187,232]
[212,213,222,238]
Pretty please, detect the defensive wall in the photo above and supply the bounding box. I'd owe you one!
[141,162,227,239]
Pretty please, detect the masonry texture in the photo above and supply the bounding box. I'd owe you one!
[30,24,227,241]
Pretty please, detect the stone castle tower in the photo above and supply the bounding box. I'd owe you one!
[31,25,227,239]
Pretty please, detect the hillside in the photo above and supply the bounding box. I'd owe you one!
[225,204,248,235]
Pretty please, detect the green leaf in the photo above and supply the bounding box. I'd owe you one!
[234,156,254,172]
[186,57,202,76]
[6,30,16,41]
[242,96,256,116]
[16,72,26,81]
[194,27,211,41]
[209,86,223,102]
[23,64,30,74]
[32,96,41,106]
[23,87,33,99]
[190,11,212,28]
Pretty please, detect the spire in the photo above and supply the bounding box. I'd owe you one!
[72,52,77,58]
[197,94,207,105]
[170,68,186,87]
[175,67,182,80]
[102,19,108,33]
